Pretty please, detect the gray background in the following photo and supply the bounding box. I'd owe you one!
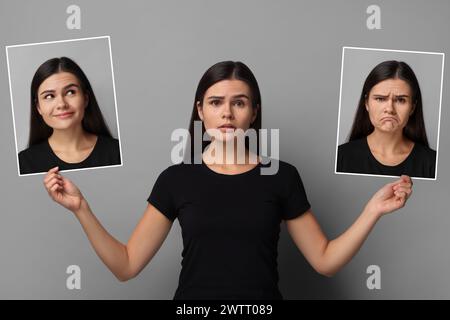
[0,0,449,299]
[337,47,443,151]
[7,36,119,154]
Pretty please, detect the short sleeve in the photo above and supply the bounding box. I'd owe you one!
[147,169,177,221]
[281,165,311,220]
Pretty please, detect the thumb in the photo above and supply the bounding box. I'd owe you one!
[389,175,409,188]
[385,178,402,189]
[400,175,412,184]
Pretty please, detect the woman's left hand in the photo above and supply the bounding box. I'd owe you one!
[366,175,413,218]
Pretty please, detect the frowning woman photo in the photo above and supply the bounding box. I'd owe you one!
[337,60,436,179]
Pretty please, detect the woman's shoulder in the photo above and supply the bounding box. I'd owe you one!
[263,158,296,170]
[18,141,52,174]
[18,141,48,159]
[96,135,121,157]
[97,135,120,147]
[338,138,366,153]
[159,162,195,177]
[413,142,436,160]
[258,158,304,178]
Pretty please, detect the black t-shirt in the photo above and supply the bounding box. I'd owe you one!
[18,135,121,175]
[337,137,436,178]
[147,159,311,300]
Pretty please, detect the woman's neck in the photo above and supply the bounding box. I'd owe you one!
[367,130,412,155]
[49,126,93,152]
[203,140,260,168]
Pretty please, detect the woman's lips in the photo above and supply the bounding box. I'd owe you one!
[381,117,397,122]
[218,125,236,132]
[55,112,75,119]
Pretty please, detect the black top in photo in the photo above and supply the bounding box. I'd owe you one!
[337,137,436,179]
[18,135,121,175]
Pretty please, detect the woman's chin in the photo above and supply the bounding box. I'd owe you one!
[377,124,401,134]
[47,122,81,132]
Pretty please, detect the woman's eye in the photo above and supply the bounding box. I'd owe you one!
[375,97,385,102]
[396,98,406,104]
[210,100,220,106]
[66,89,76,96]
[233,100,244,107]
[44,94,54,100]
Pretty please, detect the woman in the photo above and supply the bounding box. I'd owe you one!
[337,60,436,179]
[18,57,121,175]
[44,61,413,299]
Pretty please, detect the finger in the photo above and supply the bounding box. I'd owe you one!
[390,175,411,188]
[403,187,413,198]
[49,183,60,197]
[389,176,406,187]
[44,172,63,185]
[46,166,59,177]
[45,176,62,187]
[46,177,63,192]
[393,182,412,190]
[400,175,412,184]
[44,172,57,185]
[394,190,407,200]
[387,180,402,189]
[394,187,411,196]
[45,177,58,190]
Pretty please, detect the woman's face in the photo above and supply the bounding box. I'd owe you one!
[197,79,258,142]
[365,78,415,134]
[36,72,88,131]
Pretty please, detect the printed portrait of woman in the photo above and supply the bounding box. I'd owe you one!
[336,60,437,179]
[18,57,121,175]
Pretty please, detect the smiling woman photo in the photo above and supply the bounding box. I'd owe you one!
[43,61,412,300]
[337,60,436,179]
[18,57,121,175]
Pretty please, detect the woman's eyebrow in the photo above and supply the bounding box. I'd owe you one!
[207,96,224,100]
[39,83,80,96]
[372,94,389,97]
[231,94,250,99]
[207,94,250,99]
[372,93,410,98]
[63,83,80,90]
[39,89,55,96]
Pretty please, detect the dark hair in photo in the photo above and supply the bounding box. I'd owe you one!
[188,61,262,162]
[28,57,113,147]
[348,60,429,147]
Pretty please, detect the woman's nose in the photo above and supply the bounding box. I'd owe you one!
[222,103,233,118]
[384,96,396,113]
[55,94,68,109]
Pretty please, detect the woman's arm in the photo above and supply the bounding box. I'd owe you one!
[286,175,413,277]
[44,167,172,281]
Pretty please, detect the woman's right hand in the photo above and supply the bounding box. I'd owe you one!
[44,166,85,212]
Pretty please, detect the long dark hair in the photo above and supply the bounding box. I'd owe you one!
[348,60,429,147]
[187,61,262,162]
[28,57,113,147]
